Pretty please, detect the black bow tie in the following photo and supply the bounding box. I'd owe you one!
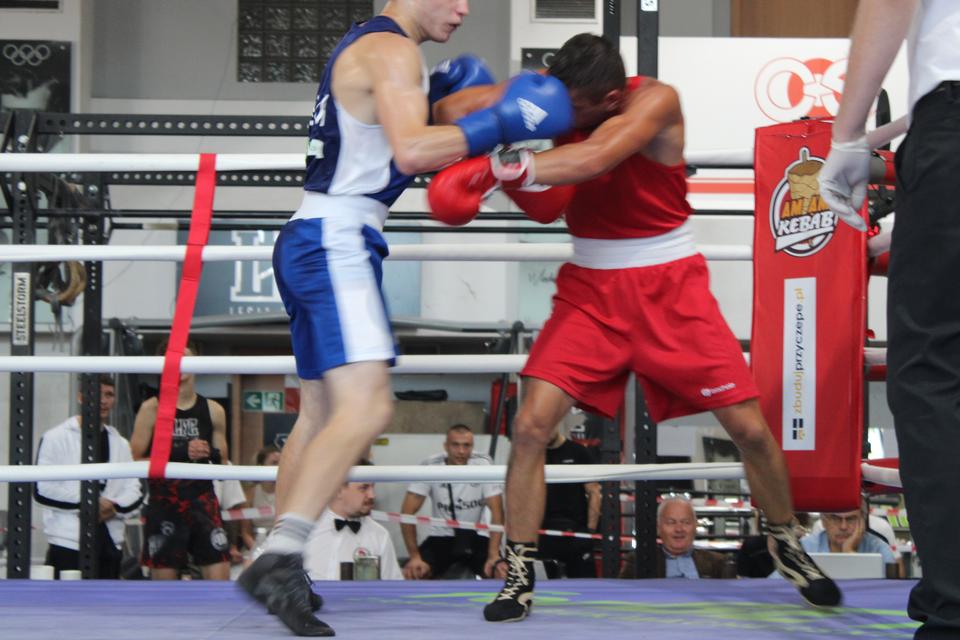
[334,518,361,534]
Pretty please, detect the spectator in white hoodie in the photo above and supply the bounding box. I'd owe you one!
[35,375,143,578]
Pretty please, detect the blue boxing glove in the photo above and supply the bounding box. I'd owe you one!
[455,72,573,156]
[428,54,495,105]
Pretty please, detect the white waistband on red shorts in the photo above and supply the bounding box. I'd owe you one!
[290,191,389,230]
[571,220,698,269]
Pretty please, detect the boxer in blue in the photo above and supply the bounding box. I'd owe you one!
[237,1,574,636]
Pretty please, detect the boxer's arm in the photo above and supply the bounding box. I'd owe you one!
[431,65,549,125]
[209,399,229,462]
[531,82,681,185]
[364,34,470,175]
[129,397,158,460]
[432,83,506,124]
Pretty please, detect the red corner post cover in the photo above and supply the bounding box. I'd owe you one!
[148,153,217,480]
[751,120,866,512]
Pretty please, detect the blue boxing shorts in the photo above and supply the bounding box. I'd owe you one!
[273,195,396,379]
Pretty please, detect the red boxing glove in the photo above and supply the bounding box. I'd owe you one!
[427,156,498,226]
[427,148,540,226]
[506,184,574,224]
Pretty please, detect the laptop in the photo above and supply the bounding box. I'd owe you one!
[808,552,886,579]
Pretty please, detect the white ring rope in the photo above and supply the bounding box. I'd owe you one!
[0,349,889,375]
[0,354,528,375]
[0,150,756,173]
[861,462,902,488]
[864,348,886,367]
[0,461,746,484]
[868,230,892,257]
[0,243,754,263]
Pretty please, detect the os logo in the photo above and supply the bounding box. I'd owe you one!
[755,57,846,122]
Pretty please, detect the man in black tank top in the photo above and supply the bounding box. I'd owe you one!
[130,346,231,580]
[539,431,600,578]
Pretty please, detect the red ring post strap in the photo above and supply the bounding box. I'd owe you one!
[148,153,217,480]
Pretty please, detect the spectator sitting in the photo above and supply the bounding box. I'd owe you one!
[249,445,281,528]
[213,466,250,573]
[401,424,506,580]
[303,460,402,580]
[809,508,897,546]
[34,374,143,578]
[802,501,897,566]
[621,497,728,579]
[241,445,282,553]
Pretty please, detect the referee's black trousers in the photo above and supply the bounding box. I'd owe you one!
[889,80,960,639]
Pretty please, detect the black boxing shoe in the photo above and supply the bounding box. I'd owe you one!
[483,541,536,623]
[767,521,843,608]
[238,553,335,637]
[309,591,324,613]
[264,565,324,614]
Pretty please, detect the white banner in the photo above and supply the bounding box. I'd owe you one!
[782,277,816,451]
[620,37,910,151]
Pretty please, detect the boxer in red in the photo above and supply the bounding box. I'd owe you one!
[429,33,842,621]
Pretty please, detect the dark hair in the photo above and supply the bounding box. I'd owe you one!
[78,373,115,388]
[255,444,281,465]
[155,338,200,356]
[447,423,473,435]
[548,33,626,101]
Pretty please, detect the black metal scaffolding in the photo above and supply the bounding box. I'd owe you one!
[2,0,667,578]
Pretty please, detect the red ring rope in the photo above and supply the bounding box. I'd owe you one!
[148,153,217,479]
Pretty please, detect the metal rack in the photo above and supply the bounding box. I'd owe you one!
[2,109,334,578]
[1,0,671,580]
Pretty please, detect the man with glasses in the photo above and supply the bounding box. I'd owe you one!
[804,503,897,564]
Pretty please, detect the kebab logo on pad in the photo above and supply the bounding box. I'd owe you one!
[769,147,837,257]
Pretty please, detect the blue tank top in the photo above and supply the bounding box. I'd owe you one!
[303,16,418,207]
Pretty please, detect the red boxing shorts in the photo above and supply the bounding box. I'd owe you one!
[522,254,759,421]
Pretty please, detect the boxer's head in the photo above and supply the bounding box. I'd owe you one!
[155,338,200,386]
[387,0,469,44]
[548,33,626,129]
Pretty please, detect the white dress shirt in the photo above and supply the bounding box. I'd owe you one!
[303,509,403,581]
[908,0,960,112]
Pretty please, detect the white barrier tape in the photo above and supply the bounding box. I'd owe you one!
[0,151,755,173]
[861,462,902,488]
[0,354,527,375]
[0,461,746,483]
[218,504,633,543]
[0,243,753,263]
[373,510,635,543]
[221,504,276,522]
